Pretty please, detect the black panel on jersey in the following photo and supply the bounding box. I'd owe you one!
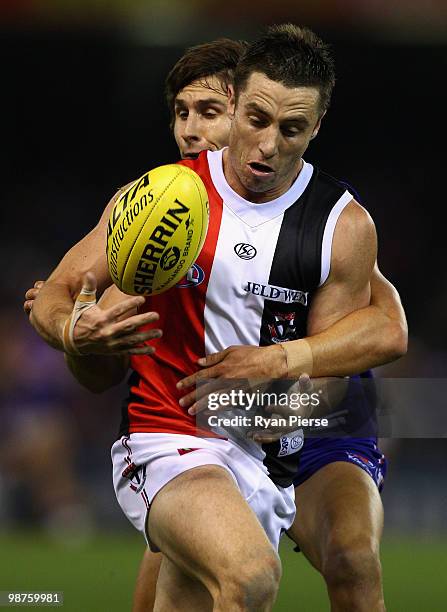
[259,168,347,347]
[118,370,140,438]
[259,168,348,486]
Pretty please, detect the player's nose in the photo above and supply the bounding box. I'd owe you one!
[182,115,202,142]
[258,126,279,159]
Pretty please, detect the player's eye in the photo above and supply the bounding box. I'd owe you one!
[177,110,188,120]
[248,115,266,128]
[282,127,300,138]
[203,109,218,119]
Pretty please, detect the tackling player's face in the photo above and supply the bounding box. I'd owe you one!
[225,72,324,202]
[173,76,232,159]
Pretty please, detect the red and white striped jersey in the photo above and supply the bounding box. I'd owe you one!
[120,148,352,440]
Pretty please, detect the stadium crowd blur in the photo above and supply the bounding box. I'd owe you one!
[2,0,447,539]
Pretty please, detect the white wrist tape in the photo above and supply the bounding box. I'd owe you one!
[62,287,97,356]
[279,339,314,378]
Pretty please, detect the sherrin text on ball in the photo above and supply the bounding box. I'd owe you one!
[107,164,209,295]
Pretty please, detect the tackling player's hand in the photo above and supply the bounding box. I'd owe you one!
[67,272,162,356]
[247,373,314,443]
[247,374,349,443]
[177,344,287,415]
[23,280,45,316]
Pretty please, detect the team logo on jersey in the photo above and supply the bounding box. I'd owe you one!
[244,281,308,305]
[234,243,257,260]
[268,312,297,343]
[177,264,205,288]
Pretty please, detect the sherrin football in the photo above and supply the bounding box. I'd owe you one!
[107,164,209,295]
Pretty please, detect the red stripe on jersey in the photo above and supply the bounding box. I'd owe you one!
[126,152,223,435]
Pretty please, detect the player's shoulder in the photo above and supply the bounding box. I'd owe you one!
[330,198,377,280]
[337,198,375,242]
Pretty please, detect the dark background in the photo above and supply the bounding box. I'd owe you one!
[3,30,447,353]
[1,1,446,608]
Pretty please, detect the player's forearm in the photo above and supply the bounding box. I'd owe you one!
[306,303,407,376]
[65,353,129,393]
[280,303,407,378]
[30,280,76,351]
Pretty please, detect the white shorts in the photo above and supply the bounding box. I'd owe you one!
[111,433,295,552]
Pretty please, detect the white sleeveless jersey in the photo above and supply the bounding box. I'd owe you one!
[121,149,352,486]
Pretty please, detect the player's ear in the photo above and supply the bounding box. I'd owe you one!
[227,84,235,119]
[310,110,326,140]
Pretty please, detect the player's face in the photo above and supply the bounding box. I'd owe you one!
[174,76,232,159]
[226,72,324,202]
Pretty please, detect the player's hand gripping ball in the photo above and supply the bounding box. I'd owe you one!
[107,164,209,295]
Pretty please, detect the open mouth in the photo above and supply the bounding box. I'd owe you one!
[248,161,275,176]
[183,152,200,160]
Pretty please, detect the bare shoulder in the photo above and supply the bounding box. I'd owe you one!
[334,199,376,248]
[330,199,377,281]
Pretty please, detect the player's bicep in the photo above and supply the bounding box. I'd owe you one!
[370,265,406,323]
[307,201,377,335]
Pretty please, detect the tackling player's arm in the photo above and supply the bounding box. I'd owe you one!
[63,285,136,393]
[30,185,160,357]
[302,263,407,376]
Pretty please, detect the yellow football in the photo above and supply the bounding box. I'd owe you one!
[106,164,209,295]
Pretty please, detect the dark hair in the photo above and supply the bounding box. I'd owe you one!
[165,38,247,126]
[234,24,335,113]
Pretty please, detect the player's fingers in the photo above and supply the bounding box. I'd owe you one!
[23,300,33,315]
[108,312,161,337]
[106,298,150,320]
[248,431,281,444]
[197,348,228,367]
[184,376,252,412]
[34,280,45,289]
[128,345,156,356]
[298,372,312,392]
[110,328,162,349]
[81,271,97,294]
[25,287,39,301]
[181,380,222,410]
[186,381,236,415]
[177,366,217,390]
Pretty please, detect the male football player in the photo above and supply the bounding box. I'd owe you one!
[30,26,406,611]
[123,38,406,612]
